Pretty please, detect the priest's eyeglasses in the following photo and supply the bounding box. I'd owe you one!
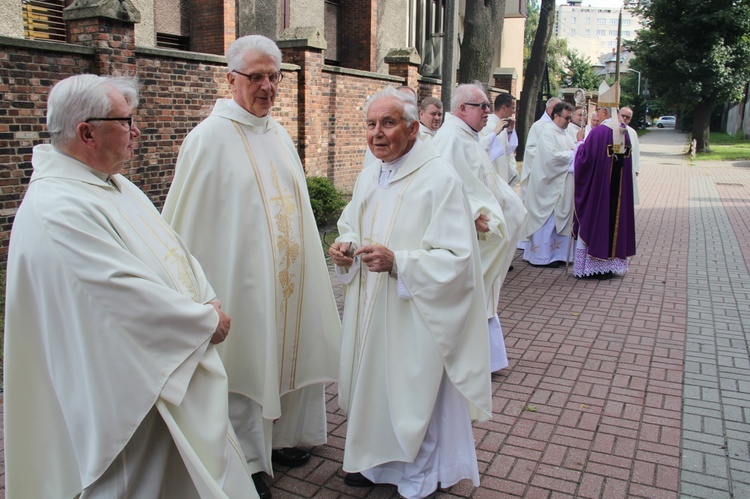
[464,102,492,112]
[85,116,134,129]
[232,70,284,85]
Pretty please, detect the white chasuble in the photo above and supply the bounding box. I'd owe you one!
[163,100,341,473]
[524,124,577,239]
[233,120,309,393]
[519,113,553,201]
[335,140,491,472]
[4,145,255,498]
[433,113,526,317]
[354,168,416,355]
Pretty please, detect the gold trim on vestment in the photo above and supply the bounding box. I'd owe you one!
[97,184,201,300]
[357,170,418,372]
[233,120,305,390]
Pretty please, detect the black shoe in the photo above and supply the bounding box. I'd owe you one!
[252,472,272,499]
[579,272,614,280]
[593,272,614,280]
[344,472,375,487]
[271,447,311,467]
[508,265,514,271]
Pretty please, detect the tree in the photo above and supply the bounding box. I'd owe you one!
[629,0,750,151]
[458,0,507,84]
[561,50,600,91]
[523,0,541,67]
[517,0,555,160]
[546,37,569,97]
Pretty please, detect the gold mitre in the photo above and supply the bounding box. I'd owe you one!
[598,81,620,108]
[601,82,626,153]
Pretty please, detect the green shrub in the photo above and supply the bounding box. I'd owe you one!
[306,176,347,228]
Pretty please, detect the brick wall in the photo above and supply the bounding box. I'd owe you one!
[0,36,416,267]
[188,0,229,55]
[132,53,231,205]
[340,0,375,71]
[0,40,95,269]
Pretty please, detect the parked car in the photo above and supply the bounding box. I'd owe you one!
[655,116,676,128]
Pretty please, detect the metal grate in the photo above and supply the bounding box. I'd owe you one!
[156,32,190,51]
[23,0,66,43]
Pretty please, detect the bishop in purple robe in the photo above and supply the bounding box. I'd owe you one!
[572,117,637,278]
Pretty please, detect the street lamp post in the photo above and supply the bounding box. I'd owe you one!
[629,69,641,95]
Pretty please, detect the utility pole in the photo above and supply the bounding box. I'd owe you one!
[441,0,458,112]
[614,8,622,104]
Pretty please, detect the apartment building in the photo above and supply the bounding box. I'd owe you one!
[554,0,641,62]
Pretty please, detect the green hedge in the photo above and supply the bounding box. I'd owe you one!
[306,176,347,228]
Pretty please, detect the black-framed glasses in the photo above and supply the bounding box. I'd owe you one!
[85,116,134,129]
[464,102,491,112]
[621,114,633,120]
[232,70,284,85]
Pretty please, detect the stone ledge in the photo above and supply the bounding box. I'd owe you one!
[277,27,327,50]
[0,35,94,55]
[323,65,402,83]
[64,0,142,23]
[384,48,421,65]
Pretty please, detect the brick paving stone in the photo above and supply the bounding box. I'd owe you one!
[3,130,750,498]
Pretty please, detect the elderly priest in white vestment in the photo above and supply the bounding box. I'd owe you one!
[523,101,583,267]
[329,86,492,499]
[162,35,341,499]
[433,83,527,374]
[3,74,257,498]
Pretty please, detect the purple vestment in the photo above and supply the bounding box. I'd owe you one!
[573,124,636,261]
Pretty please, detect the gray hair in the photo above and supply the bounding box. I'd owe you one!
[546,97,561,111]
[451,82,486,112]
[226,35,282,72]
[47,74,139,147]
[364,86,419,125]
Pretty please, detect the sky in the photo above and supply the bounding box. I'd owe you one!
[556,0,625,8]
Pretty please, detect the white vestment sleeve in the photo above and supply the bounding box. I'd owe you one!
[486,134,505,161]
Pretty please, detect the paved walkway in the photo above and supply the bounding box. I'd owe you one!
[2,128,750,498]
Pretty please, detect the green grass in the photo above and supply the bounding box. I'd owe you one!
[694,132,750,161]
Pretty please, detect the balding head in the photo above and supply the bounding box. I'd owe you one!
[545,97,561,117]
[451,83,491,132]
